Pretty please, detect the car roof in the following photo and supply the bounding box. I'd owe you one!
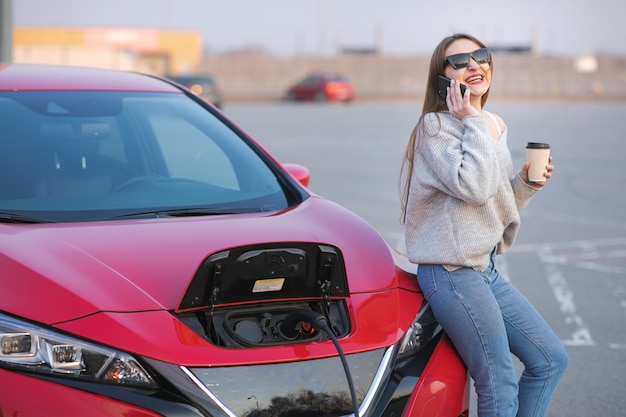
[0,63,180,93]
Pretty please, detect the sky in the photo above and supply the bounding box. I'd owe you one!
[11,0,626,57]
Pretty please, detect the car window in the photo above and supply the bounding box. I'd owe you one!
[0,91,299,222]
[146,111,239,190]
[300,75,319,85]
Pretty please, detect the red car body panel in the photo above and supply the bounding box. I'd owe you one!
[54,290,416,366]
[0,368,162,417]
[403,335,469,417]
[1,197,398,325]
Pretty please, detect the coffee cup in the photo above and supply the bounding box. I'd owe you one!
[526,142,551,182]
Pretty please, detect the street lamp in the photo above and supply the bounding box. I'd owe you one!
[0,0,12,63]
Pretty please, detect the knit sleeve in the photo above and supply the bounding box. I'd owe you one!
[420,112,501,205]
[511,173,538,212]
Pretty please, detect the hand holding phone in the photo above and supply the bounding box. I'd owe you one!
[437,75,467,101]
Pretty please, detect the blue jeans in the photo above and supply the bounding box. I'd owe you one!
[417,254,568,417]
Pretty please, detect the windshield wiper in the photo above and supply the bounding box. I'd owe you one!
[111,207,255,219]
[0,212,52,224]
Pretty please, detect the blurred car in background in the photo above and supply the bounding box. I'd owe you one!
[285,72,355,102]
[168,73,223,108]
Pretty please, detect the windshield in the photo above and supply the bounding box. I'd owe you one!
[0,91,302,222]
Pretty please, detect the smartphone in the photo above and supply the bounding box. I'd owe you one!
[437,75,467,101]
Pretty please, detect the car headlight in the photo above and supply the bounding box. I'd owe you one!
[397,302,442,361]
[0,312,157,388]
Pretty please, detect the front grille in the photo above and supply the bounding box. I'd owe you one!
[187,348,388,416]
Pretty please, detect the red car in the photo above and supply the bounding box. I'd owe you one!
[285,73,355,102]
[0,63,468,417]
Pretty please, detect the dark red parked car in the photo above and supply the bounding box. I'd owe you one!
[0,63,467,417]
[285,72,355,102]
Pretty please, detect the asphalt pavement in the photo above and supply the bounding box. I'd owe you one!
[226,99,626,417]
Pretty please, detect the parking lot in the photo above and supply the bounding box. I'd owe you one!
[227,99,626,417]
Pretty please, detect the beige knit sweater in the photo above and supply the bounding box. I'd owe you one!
[404,111,538,271]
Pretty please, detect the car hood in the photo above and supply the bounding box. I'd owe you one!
[1,196,400,326]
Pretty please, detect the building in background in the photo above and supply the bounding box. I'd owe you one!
[10,27,623,101]
[13,27,201,76]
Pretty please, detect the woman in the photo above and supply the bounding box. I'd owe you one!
[400,33,568,417]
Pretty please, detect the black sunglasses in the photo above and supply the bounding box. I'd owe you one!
[445,48,491,69]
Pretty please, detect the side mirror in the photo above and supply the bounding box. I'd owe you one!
[283,163,310,187]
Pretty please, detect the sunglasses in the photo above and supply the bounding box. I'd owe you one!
[445,48,491,69]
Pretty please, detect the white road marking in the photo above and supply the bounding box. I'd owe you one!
[541,260,595,347]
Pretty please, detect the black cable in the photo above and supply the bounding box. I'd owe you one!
[279,309,360,417]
